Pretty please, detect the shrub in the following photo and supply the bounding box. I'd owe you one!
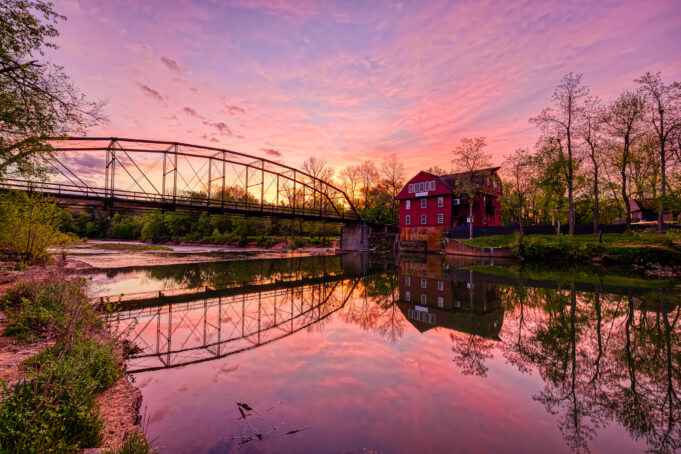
[0,192,68,262]
[1,274,98,342]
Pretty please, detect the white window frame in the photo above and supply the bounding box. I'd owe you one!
[438,196,443,207]
[421,278,427,288]
[409,183,414,193]
[405,291,410,301]
[438,213,444,224]
[418,182,424,192]
[421,198,426,208]
[438,280,444,290]
[405,215,411,225]
[421,294,427,304]
[421,214,426,224]
[406,200,411,209]
[438,296,444,307]
[405,276,410,286]
[430,181,436,191]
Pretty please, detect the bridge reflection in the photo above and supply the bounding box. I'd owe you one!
[115,277,360,373]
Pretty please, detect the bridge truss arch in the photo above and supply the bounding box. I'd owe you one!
[2,137,361,223]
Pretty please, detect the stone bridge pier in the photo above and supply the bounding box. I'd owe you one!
[339,223,370,251]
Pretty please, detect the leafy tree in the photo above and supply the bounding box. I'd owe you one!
[503,148,536,236]
[635,72,681,232]
[531,73,589,235]
[0,191,67,261]
[0,0,105,179]
[603,90,646,233]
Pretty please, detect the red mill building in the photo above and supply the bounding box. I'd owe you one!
[396,168,502,249]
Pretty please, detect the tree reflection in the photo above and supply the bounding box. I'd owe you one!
[496,282,681,453]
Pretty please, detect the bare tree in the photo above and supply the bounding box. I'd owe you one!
[451,137,492,239]
[357,160,379,211]
[339,165,360,205]
[635,72,681,233]
[301,155,334,211]
[578,96,606,234]
[603,90,646,233]
[503,148,536,237]
[380,155,406,227]
[530,73,589,235]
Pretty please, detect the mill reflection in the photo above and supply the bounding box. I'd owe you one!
[397,255,503,339]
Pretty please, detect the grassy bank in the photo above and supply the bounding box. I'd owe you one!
[0,273,150,453]
[458,231,681,265]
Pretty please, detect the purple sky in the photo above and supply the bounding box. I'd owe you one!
[51,0,681,174]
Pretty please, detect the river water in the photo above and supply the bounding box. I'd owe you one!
[86,252,681,453]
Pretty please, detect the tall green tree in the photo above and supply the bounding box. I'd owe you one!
[0,0,105,180]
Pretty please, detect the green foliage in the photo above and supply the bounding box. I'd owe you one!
[140,212,165,243]
[103,431,155,454]
[0,192,70,262]
[1,0,104,180]
[0,339,122,453]
[0,272,124,453]
[1,273,98,342]
[111,214,142,239]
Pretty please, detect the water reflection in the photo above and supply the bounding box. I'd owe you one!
[109,253,680,453]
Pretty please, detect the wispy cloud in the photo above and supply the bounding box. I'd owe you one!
[160,56,191,74]
[137,82,164,102]
[261,148,281,157]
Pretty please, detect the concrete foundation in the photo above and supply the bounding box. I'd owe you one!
[339,223,369,251]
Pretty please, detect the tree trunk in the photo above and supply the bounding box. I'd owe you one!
[592,163,599,234]
[658,120,666,234]
[567,130,575,235]
[468,199,474,240]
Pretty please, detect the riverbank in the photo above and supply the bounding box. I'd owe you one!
[56,240,339,270]
[457,231,681,269]
[0,267,148,452]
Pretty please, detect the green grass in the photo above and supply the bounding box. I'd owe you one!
[103,431,155,454]
[459,231,681,249]
[458,234,518,248]
[0,272,135,453]
[457,231,681,265]
[91,243,173,251]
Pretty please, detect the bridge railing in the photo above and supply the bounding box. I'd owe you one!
[0,178,361,220]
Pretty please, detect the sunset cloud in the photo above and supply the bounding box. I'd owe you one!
[160,56,191,75]
[137,82,164,102]
[51,0,681,175]
[260,148,281,157]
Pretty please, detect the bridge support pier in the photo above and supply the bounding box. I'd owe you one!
[339,223,370,251]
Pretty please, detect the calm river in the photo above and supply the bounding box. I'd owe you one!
[87,252,680,453]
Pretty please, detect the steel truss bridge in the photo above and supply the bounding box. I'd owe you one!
[114,276,360,373]
[1,137,362,223]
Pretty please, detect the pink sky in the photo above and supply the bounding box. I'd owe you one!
[51,0,681,176]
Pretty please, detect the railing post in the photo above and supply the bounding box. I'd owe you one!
[207,157,212,207]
